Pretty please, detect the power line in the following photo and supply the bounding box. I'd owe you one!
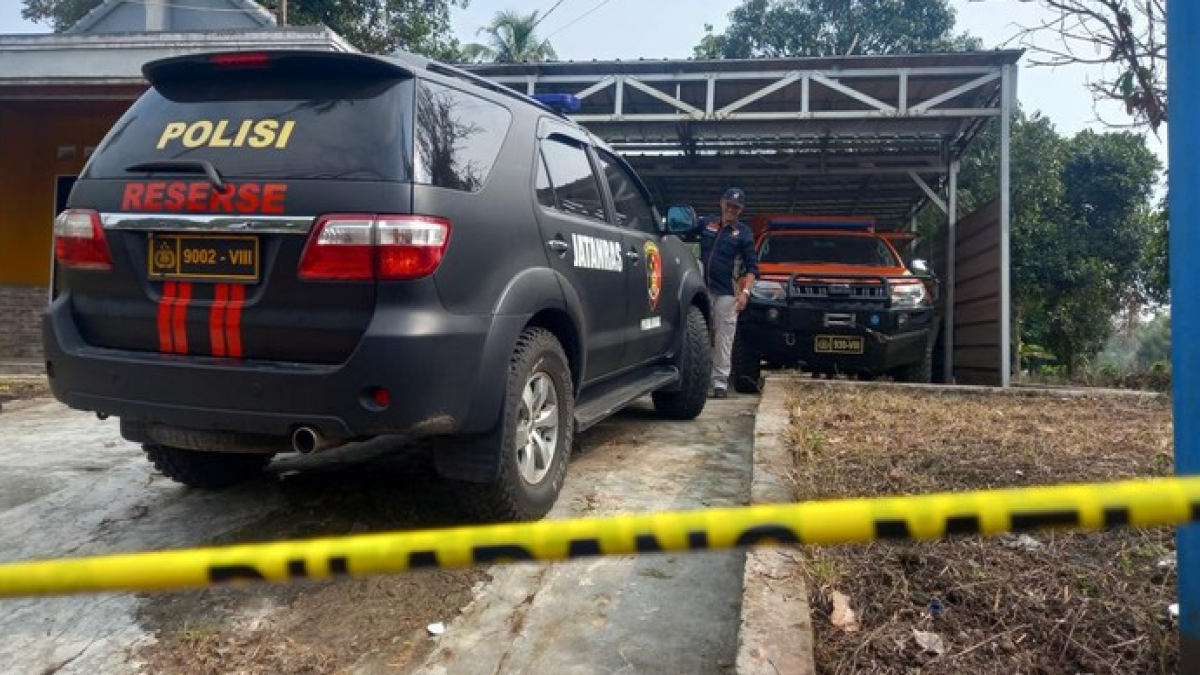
[542,0,618,40]
[532,0,569,29]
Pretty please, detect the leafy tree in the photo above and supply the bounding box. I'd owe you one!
[953,117,1162,375]
[462,9,558,63]
[1133,311,1171,370]
[22,0,467,58]
[694,0,980,59]
[948,112,1069,370]
[986,0,1166,132]
[20,0,94,31]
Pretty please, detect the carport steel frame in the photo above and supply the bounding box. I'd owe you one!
[467,52,1021,387]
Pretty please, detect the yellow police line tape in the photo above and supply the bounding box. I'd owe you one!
[2,476,1199,598]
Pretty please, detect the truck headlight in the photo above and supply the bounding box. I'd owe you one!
[890,280,928,309]
[750,280,786,301]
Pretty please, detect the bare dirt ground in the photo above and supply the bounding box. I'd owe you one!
[783,381,1177,675]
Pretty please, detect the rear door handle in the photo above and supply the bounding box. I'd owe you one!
[547,239,569,254]
[625,249,640,263]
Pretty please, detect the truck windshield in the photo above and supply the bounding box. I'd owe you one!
[759,234,898,267]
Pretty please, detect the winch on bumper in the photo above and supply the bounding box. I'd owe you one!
[737,301,934,374]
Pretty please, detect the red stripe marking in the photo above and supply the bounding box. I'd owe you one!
[210,284,228,357]
[225,284,245,358]
[158,281,176,353]
[172,282,191,354]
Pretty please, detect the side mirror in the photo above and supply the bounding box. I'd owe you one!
[665,205,698,239]
[910,259,933,277]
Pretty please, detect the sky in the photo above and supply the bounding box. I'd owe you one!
[0,0,1165,164]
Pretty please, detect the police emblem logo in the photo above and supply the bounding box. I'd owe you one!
[644,241,662,312]
[153,242,177,273]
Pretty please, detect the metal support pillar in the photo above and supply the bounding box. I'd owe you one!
[944,160,958,383]
[1168,0,1200,667]
[998,64,1014,388]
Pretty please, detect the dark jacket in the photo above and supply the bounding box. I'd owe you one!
[698,215,759,296]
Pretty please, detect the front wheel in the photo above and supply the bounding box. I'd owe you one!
[893,336,934,383]
[730,333,762,394]
[452,328,573,522]
[652,305,711,419]
[144,444,273,488]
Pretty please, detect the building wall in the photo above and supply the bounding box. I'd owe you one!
[0,284,46,359]
[0,99,130,358]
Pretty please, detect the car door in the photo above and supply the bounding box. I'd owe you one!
[592,147,678,366]
[532,123,629,381]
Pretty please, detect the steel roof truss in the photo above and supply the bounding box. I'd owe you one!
[620,76,703,118]
[911,72,1002,114]
[909,170,947,214]
[716,72,803,118]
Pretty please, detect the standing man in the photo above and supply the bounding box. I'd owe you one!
[699,187,759,398]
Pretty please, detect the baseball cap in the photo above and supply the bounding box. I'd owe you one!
[721,187,746,207]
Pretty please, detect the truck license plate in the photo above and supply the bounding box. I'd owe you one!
[148,234,259,282]
[815,334,864,354]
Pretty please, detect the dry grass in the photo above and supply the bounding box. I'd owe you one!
[0,376,49,407]
[784,381,1177,675]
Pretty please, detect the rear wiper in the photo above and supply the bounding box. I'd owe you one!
[126,160,228,193]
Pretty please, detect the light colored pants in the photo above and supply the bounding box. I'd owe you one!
[711,294,738,391]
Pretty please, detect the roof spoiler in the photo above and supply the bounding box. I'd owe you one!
[143,50,414,85]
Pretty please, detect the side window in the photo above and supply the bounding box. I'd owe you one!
[538,136,608,222]
[535,150,556,209]
[415,80,511,192]
[596,149,656,234]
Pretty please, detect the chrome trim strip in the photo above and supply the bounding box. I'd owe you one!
[101,213,312,234]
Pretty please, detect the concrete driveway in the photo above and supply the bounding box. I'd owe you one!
[0,394,760,674]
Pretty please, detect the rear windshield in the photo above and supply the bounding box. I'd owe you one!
[83,73,414,181]
[760,234,899,267]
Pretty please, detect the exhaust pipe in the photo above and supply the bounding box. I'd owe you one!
[291,426,347,454]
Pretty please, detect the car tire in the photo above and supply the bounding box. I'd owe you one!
[730,333,761,394]
[652,305,711,419]
[453,327,573,522]
[894,337,934,383]
[143,444,273,488]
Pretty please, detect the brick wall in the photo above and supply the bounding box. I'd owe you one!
[0,284,48,359]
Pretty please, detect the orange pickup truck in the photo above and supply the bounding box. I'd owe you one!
[730,215,939,391]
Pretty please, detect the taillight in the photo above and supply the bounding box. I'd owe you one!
[54,209,113,271]
[298,214,451,281]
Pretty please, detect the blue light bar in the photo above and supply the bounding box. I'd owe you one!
[532,93,582,114]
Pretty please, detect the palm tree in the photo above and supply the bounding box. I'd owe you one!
[462,10,558,63]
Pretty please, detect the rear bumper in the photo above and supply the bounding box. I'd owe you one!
[738,302,935,374]
[43,296,520,441]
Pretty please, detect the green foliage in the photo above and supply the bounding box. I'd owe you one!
[1133,312,1171,371]
[694,0,980,59]
[952,112,1164,376]
[462,9,558,63]
[21,0,467,58]
[21,0,99,31]
[262,0,468,57]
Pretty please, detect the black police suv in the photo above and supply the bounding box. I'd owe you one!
[44,50,711,521]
